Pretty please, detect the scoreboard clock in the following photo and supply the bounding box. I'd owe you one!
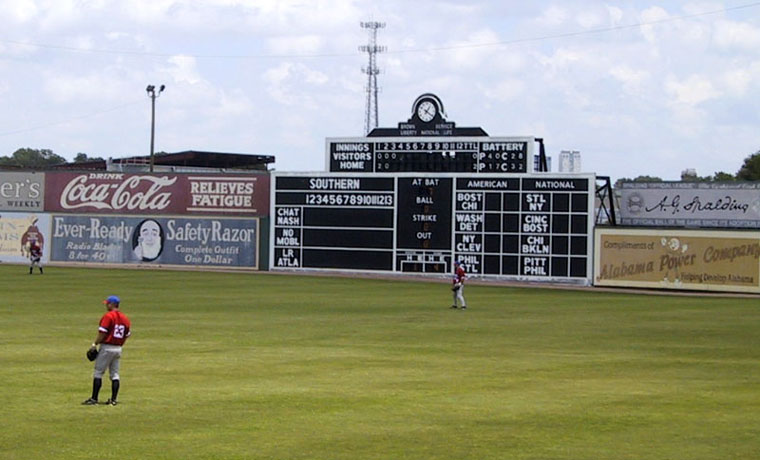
[271,172,595,284]
[327,94,534,174]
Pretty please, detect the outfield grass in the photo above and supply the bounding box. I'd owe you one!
[0,265,759,459]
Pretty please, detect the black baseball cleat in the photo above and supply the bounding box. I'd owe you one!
[450,305,458,309]
[460,306,467,310]
[81,398,98,405]
[105,399,118,406]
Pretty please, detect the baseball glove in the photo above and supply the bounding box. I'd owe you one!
[86,347,99,362]
[451,283,461,292]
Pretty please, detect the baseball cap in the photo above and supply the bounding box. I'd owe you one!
[103,295,120,305]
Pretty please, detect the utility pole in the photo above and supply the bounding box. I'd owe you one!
[146,84,165,172]
[359,21,385,135]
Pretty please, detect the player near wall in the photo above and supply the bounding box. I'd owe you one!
[450,260,467,310]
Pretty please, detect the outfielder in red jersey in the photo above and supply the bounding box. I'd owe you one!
[450,260,467,309]
[82,295,131,406]
[28,241,43,275]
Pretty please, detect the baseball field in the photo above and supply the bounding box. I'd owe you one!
[1,265,758,459]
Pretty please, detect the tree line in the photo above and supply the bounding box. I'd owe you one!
[0,148,103,168]
[610,149,760,188]
[2,147,760,185]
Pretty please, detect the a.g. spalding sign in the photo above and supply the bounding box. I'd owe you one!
[618,182,760,228]
[44,172,270,216]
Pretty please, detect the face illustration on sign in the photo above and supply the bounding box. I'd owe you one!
[417,100,436,122]
[626,193,643,214]
[132,219,164,262]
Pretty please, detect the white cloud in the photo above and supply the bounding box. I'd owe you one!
[609,65,649,92]
[1,0,38,22]
[444,29,502,69]
[42,68,135,104]
[166,55,202,85]
[35,0,86,32]
[540,47,585,71]
[713,20,760,50]
[263,62,329,106]
[266,35,325,55]
[214,88,252,117]
[639,6,669,43]
[606,6,623,24]
[2,0,760,181]
[482,78,525,102]
[665,74,720,106]
[575,10,603,29]
[721,68,752,96]
[537,6,566,26]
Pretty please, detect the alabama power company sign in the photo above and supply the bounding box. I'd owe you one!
[594,227,760,293]
[45,172,270,216]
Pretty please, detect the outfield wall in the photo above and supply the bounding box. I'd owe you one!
[0,171,268,270]
[594,227,760,293]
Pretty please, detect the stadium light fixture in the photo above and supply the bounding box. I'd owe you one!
[146,84,166,172]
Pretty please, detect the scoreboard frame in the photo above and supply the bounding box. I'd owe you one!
[270,172,595,284]
[325,136,535,174]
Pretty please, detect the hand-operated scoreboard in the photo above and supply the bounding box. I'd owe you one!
[327,138,530,173]
[270,173,594,283]
[270,93,594,284]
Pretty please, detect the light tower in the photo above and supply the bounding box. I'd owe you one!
[359,21,385,135]
[146,84,165,172]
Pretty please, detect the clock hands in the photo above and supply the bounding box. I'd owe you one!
[418,101,436,122]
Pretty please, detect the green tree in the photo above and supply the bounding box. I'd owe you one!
[0,148,66,168]
[712,171,736,182]
[614,175,663,189]
[736,150,760,181]
[680,171,719,182]
[73,152,105,163]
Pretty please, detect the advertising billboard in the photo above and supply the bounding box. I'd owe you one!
[0,212,50,264]
[45,172,270,216]
[50,214,259,269]
[595,227,760,293]
[618,182,760,228]
[0,172,45,212]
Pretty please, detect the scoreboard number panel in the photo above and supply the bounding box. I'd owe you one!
[396,177,453,273]
[271,173,594,284]
[327,137,532,174]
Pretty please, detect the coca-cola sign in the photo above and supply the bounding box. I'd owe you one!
[45,172,270,216]
[60,174,176,211]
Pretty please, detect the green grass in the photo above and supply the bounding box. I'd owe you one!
[1,265,759,459]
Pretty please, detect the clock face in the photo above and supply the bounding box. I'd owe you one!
[417,100,436,122]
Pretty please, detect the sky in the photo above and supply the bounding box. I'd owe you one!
[1,0,759,183]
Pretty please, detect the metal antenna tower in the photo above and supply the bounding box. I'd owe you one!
[359,21,386,135]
